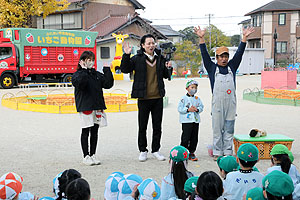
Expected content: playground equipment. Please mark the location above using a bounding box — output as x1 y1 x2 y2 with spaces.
1 87 169 113
243 87 300 107
111 32 129 80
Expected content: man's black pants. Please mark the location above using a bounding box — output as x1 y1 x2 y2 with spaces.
138 98 163 153
180 123 199 153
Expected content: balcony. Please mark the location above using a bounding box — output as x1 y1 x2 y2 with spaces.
296 22 300 38
247 26 261 40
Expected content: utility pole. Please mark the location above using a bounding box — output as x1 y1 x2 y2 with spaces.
206 14 214 50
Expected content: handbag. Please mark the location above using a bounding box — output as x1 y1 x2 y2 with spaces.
96 110 107 127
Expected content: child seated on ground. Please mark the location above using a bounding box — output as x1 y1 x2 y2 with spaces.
267 144 300 187
0 179 23 200
196 171 225 200
178 80 204 161
262 170 294 200
223 143 264 200
217 156 239 179
65 178 91 200
244 187 265 200
123 178 161 200
184 176 199 200
117 174 143 199
0 172 36 200
104 172 124 200
161 145 194 200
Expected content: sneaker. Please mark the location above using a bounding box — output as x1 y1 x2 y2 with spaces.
91 154 101 165
188 153 198 161
213 155 220 161
82 155 94 166
139 151 148 162
152 151 166 161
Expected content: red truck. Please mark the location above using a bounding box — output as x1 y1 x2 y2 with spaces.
0 28 98 88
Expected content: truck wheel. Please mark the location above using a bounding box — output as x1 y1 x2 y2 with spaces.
63 74 72 83
1 74 15 89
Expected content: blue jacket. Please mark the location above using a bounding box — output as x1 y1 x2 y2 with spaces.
178 94 204 123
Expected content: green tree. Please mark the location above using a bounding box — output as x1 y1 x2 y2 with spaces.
179 26 198 44
230 34 240 47
174 40 202 75
0 0 70 28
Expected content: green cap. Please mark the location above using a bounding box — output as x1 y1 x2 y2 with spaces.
263 170 294 197
170 146 189 162
217 156 239 173
184 176 199 193
270 144 294 162
246 187 266 200
186 80 198 88
237 143 259 162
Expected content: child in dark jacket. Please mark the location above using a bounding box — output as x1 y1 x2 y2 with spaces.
72 51 114 166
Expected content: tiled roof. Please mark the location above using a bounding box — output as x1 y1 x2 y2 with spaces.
67 0 144 9
152 25 184 37
89 15 129 37
245 0 300 16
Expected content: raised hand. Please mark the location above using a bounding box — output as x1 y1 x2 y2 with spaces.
123 42 132 54
79 60 87 69
243 26 255 37
194 26 206 38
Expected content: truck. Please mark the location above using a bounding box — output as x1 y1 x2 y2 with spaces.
0 28 98 89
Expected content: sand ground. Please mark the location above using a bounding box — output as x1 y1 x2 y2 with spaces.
0 75 299 199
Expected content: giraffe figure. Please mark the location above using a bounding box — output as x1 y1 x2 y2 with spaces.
111 32 129 80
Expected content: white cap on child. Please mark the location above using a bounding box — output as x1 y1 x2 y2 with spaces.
104 172 124 200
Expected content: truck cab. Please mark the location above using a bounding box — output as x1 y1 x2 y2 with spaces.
0 38 18 89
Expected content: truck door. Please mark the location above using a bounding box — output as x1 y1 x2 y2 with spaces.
0 44 17 88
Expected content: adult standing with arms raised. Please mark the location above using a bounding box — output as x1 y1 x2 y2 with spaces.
121 34 172 162
194 26 254 160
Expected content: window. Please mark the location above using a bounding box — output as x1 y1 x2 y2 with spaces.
252 15 262 27
276 42 287 53
0 47 12 60
42 12 82 30
278 13 286 25
101 47 110 59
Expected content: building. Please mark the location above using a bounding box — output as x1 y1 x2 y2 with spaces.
244 0 300 64
36 0 166 67
152 25 184 43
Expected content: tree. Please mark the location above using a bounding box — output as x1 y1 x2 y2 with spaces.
174 40 202 75
230 34 240 47
0 0 70 28
179 26 198 44
203 24 231 55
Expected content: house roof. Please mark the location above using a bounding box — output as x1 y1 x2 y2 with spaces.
88 13 167 40
245 0 300 16
238 19 251 25
96 33 141 44
152 25 184 37
67 0 144 9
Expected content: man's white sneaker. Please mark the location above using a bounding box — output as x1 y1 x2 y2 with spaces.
91 154 101 165
82 155 94 166
152 151 166 161
139 151 148 162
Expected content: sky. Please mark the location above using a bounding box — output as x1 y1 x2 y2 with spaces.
136 0 272 36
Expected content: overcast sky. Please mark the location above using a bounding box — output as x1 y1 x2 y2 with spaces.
136 0 272 36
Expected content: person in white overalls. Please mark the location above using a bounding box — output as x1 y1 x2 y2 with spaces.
194 25 255 160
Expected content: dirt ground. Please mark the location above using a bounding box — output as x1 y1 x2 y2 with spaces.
0 75 299 199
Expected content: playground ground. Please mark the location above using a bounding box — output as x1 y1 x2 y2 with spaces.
0 75 299 199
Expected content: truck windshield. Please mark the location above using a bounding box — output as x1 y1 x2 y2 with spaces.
0 47 12 60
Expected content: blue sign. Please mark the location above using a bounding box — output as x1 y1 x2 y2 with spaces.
41 48 48 56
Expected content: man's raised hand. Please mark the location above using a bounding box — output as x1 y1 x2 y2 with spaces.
123 42 132 54
194 26 206 38
243 26 255 38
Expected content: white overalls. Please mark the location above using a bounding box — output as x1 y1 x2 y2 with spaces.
212 67 236 156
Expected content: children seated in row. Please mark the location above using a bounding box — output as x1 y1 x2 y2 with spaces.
161 145 194 199
223 143 264 200
178 80 204 161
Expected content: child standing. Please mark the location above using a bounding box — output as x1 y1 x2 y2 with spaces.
223 143 264 200
178 80 204 161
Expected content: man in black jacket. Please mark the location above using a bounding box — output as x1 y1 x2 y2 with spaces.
121 34 172 162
